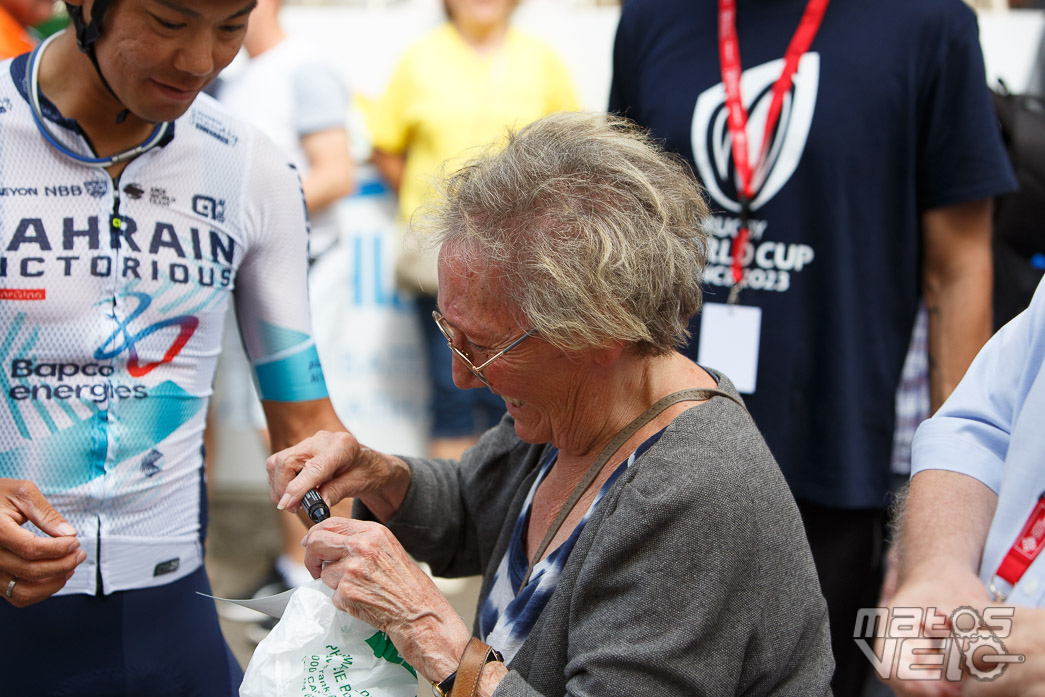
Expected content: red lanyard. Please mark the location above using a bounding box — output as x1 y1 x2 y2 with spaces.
718 0 830 301
991 493 1045 601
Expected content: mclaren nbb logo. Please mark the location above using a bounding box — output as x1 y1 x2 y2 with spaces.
691 53 820 213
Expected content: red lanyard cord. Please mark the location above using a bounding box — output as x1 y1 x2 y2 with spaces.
991 493 1045 601
718 0 831 299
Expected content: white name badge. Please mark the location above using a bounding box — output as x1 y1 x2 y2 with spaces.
697 303 762 394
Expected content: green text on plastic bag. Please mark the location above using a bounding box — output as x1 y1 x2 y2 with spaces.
365 632 417 678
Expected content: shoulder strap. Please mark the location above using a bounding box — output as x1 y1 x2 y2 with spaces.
519 387 743 588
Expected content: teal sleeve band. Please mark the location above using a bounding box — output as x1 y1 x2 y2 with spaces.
253 343 329 402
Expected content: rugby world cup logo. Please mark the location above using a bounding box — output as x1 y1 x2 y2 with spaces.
691 53 820 213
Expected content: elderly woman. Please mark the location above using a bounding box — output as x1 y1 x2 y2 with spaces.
269 112 833 696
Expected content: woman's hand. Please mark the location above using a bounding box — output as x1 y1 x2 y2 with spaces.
267 431 411 521
303 517 472 685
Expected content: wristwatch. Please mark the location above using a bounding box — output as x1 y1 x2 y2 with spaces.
432 641 504 697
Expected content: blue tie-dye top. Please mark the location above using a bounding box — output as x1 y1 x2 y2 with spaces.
478 428 667 662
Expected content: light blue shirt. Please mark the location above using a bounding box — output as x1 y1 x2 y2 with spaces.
912 277 1045 607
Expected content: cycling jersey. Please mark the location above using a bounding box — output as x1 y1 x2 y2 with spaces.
0 53 328 595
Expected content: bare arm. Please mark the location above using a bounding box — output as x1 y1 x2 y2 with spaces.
300 127 355 215
896 469 996 586
922 199 993 412
371 147 405 193
262 397 346 454
883 470 998 697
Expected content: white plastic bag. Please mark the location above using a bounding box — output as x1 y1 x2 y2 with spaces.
239 580 418 697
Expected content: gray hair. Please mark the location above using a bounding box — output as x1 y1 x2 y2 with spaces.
418 111 710 356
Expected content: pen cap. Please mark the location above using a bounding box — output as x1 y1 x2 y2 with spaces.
302 489 331 524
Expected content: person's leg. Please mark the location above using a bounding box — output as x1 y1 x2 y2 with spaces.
257 428 312 591
274 498 354 577
126 566 244 695
798 501 886 697
0 567 242 696
417 294 484 459
228 423 351 641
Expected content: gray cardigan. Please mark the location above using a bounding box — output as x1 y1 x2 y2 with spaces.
358 375 834 696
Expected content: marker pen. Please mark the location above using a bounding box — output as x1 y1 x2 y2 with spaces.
301 489 330 525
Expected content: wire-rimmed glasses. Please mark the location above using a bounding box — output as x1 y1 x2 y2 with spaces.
431 310 537 386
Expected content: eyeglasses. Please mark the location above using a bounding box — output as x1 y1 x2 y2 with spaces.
432 310 537 386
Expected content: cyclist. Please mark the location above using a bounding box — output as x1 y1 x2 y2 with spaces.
0 1 347 693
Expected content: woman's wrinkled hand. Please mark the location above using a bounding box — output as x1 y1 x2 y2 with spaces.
267 431 410 520
302 517 471 684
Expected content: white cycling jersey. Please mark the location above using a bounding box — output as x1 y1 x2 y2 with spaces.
0 53 327 595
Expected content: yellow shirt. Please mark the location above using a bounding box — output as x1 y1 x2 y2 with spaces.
364 23 579 222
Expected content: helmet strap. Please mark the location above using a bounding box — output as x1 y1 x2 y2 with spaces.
66 0 128 122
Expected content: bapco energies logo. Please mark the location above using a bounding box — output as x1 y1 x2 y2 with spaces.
94 292 199 377
855 606 1025 682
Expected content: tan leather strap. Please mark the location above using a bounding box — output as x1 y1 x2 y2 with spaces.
450 637 500 697
519 387 743 588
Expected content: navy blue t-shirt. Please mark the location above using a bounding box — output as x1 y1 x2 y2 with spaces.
610 0 1017 508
